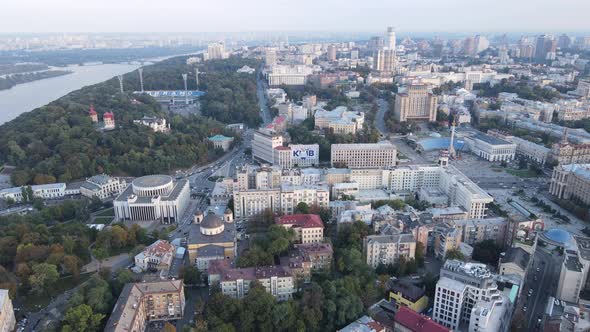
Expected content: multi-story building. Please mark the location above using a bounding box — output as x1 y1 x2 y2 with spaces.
433 225 462 259
465 133 516 162
267 64 314 86
293 243 333 270
363 233 416 268
252 128 283 163
374 48 396 73
0 290 15 332
450 218 508 246
555 99 590 121
550 163 590 205
280 184 330 215
113 175 190 224
393 306 450 332
488 130 550 165
208 260 295 301
233 188 282 221
104 280 185 332
498 247 530 280
314 106 365 134
433 260 518 331
394 84 438 122
574 79 590 98
0 183 66 202
80 174 127 200
550 142 590 165
134 240 176 273
389 281 429 313
273 144 319 169
276 214 324 244
205 42 227 60
103 112 116 130
557 249 585 303
331 142 397 168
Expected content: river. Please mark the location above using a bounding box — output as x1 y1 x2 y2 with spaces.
0 63 142 125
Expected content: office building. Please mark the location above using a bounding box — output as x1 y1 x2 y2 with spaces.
0 183 66 202
386 27 396 50
394 306 450 332
134 240 175 273
232 188 281 221
550 163 590 205
0 290 15 332
374 48 396 72
104 280 185 332
465 133 516 162
327 44 337 61
252 128 283 163
557 249 585 303
389 281 429 313
80 174 127 200
267 64 314 86
280 184 330 215
433 260 518 331
208 260 295 301
331 142 397 168
113 175 190 224
394 84 438 122
273 144 319 169
276 214 324 244
363 233 416 268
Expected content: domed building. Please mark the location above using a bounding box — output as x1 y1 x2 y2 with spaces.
113 175 190 224
539 228 576 248
187 209 237 271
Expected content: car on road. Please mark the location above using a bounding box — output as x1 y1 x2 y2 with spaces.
523 306 527 312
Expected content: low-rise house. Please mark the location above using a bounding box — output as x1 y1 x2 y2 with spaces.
208 135 234 152
388 281 428 313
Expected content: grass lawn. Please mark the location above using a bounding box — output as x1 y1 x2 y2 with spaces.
22 272 93 312
95 208 114 217
506 168 538 178
93 216 113 224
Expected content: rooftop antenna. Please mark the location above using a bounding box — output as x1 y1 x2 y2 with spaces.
182 74 188 105
117 75 124 93
138 68 144 93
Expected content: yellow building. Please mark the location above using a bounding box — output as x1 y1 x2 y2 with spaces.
388 281 429 313
187 210 237 271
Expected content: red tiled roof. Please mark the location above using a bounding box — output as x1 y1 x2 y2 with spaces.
367 321 385 332
89 105 97 115
276 214 324 229
394 307 450 332
103 111 114 119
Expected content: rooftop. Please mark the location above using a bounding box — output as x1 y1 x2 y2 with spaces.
394 306 450 332
389 281 426 302
132 175 173 188
501 247 530 270
474 132 513 146
276 214 324 229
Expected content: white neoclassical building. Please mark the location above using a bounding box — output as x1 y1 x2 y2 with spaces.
113 175 189 224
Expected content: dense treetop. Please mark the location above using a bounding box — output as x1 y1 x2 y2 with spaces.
0 56 260 185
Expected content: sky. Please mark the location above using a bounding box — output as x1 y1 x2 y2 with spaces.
1 0 589 34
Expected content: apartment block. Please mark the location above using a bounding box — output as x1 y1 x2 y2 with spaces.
331 142 397 168
363 233 417 268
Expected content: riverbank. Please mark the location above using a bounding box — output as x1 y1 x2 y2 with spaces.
0 70 72 91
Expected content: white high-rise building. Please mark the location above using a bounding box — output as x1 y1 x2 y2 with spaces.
386 27 396 50
433 260 518 332
252 129 284 164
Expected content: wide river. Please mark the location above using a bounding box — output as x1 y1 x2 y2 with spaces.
0 63 143 125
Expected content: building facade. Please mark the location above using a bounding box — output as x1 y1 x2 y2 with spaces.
394 84 438 122
363 233 416 268
331 142 397 168
252 129 284 163
188 210 237 271
276 214 324 244
134 240 176 273
0 290 15 332
550 163 590 205
113 175 190 224
104 280 185 332
80 174 127 200
465 133 516 162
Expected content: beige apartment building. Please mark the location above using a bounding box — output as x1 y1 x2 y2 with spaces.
280 184 330 215
550 163 590 205
104 280 185 332
276 214 324 244
550 142 590 165
363 233 416 268
394 84 438 122
331 142 397 168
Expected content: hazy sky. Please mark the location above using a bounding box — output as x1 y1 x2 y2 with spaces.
2 0 589 33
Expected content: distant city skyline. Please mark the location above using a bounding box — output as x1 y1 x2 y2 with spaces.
1 0 589 34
